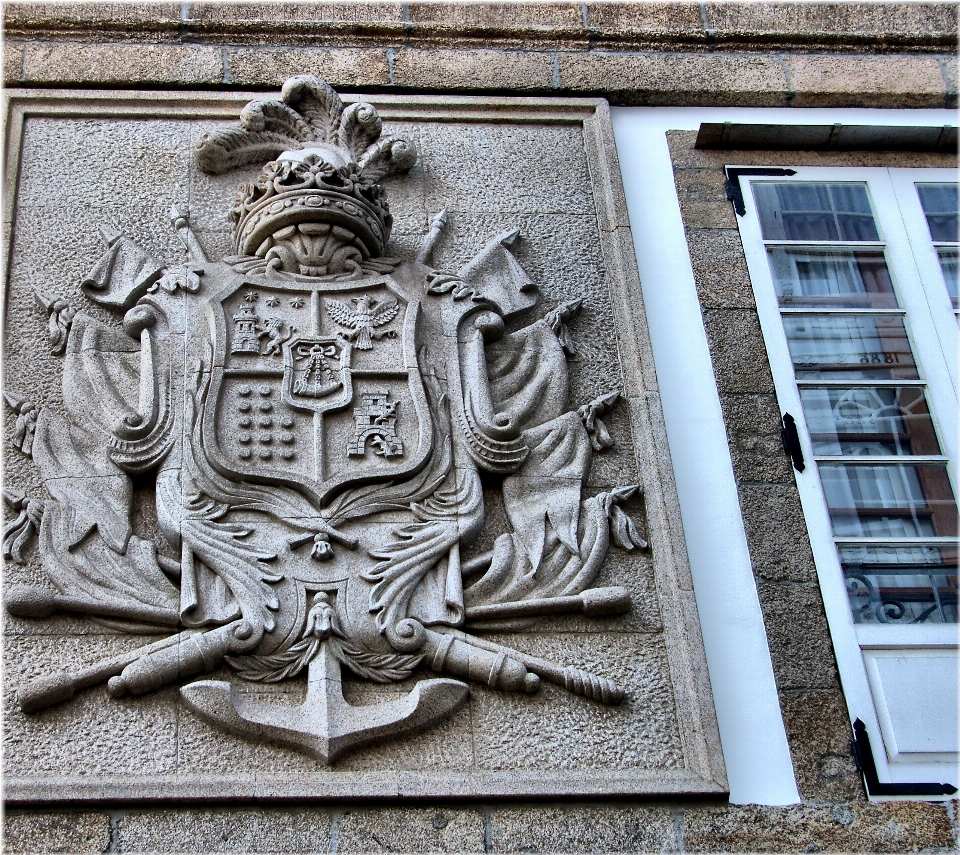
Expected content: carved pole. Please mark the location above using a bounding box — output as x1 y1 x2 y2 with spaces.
107 619 261 698
18 629 199 713
388 618 540 694
435 627 626 706
5 583 179 627
416 209 448 265
169 205 208 262
464 586 632 623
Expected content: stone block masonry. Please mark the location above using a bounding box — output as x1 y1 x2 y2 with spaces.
4 3 957 108
3 802 958 852
3 3 960 853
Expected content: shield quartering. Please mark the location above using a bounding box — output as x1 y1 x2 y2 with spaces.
203 270 430 503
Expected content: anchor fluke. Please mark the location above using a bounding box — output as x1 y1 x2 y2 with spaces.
179 643 469 763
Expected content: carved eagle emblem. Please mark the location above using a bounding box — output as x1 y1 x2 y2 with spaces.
324 295 399 350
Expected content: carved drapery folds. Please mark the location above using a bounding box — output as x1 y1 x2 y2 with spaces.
6 76 649 763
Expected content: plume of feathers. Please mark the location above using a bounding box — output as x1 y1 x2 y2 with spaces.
196 74 416 181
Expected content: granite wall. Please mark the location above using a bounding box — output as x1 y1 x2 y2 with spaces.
3 2 959 852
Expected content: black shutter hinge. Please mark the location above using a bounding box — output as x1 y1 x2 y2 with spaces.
780 412 805 473
852 718 957 797
724 167 797 216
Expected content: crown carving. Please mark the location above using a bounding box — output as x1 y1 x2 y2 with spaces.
195 75 416 275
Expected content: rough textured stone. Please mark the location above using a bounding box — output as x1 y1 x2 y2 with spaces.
587 2 706 37
702 309 776 394
703 2 960 44
558 52 790 106
941 54 958 101
780 689 862 801
22 42 222 85
4 41 24 84
720 393 795 485
673 168 729 207
227 47 389 87
392 48 555 90
4 91 720 803
470 633 684 773
738 484 818 582
676 198 738 230
419 122 596 216
3 811 112 854
788 54 948 108
4 2 181 40
683 801 956 853
756 583 839 691
117 808 332 852
189 2 404 25
337 807 485 853
685 228 757 309
489 804 679 852
3 635 179 777
406 3 583 31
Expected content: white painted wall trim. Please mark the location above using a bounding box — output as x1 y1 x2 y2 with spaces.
610 106 956 805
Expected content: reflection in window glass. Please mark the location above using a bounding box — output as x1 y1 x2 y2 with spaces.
782 315 918 380
767 248 897 308
917 183 959 242
842 543 958 624
936 247 958 308
820 463 958 538
800 386 941 457
754 182 880 242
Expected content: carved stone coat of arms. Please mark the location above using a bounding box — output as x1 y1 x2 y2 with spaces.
5 77 661 764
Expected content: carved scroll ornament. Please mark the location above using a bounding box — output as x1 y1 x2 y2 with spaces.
6 76 647 762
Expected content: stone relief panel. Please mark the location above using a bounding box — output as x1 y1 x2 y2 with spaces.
3 80 725 800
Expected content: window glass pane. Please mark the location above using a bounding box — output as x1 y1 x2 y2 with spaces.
800 386 942 456
917 183 959 243
782 315 918 380
820 463 958 538
754 182 879 242
936 247 958 309
768 248 898 308
842 543 958 624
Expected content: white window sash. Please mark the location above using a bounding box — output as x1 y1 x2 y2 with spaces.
737 166 959 790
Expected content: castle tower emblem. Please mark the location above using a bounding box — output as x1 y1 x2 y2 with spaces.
348 391 403 458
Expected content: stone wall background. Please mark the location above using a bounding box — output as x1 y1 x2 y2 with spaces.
3 2 957 109
3 2 960 852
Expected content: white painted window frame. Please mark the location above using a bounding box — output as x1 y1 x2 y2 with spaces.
736 166 959 792
611 105 956 805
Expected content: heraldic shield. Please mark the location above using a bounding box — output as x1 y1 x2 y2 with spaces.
5 76 649 763
204 272 432 505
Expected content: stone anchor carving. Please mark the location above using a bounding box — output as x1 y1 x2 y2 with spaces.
6 76 648 762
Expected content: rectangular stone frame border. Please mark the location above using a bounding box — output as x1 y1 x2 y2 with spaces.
2 88 726 804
